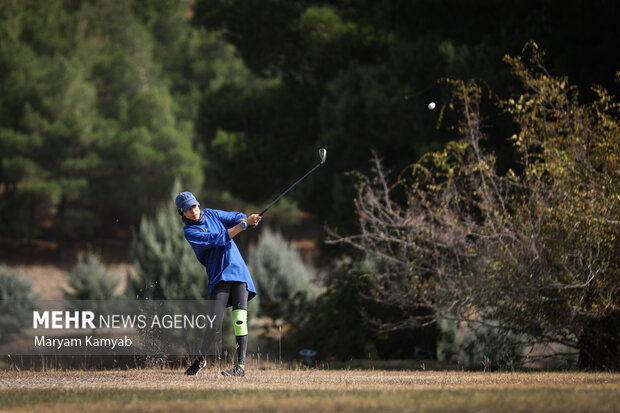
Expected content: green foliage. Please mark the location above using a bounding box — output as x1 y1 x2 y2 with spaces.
248 228 318 318
64 252 119 300
0 265 38 342
128 190 207 300
0 0 207 240
197 81 314 204
192 0 306 77
315 64 423 226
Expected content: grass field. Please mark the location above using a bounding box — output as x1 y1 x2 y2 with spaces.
1 368 619 412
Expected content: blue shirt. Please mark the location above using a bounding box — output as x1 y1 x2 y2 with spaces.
183 208 256 304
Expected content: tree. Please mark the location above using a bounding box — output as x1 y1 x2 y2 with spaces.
64 252 120 300
495 44 619 369
248 228 317 319
0 0 203 246
329 43 619 369
0 265 38 343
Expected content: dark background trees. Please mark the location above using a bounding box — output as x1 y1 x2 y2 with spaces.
192 0 619 228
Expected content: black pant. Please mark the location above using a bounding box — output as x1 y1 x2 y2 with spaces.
212 281 249 311
212 281 248 365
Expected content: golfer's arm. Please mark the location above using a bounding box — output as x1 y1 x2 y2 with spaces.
228 223 245 239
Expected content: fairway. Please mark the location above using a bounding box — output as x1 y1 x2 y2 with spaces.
1 369 618 412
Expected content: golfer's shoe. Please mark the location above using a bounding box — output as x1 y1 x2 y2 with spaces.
184 356 206 375
221 364 245 377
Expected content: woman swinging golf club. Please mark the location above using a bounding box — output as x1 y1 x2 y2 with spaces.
176 191 261 377
178 148 326 377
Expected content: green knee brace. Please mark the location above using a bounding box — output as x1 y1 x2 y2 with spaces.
232 309 248 336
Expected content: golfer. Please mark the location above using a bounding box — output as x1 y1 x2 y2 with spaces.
176 191 261 377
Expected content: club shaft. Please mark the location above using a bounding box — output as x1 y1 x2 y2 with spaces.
259 162 322 216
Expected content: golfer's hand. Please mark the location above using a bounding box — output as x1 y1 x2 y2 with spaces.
246 214 262 226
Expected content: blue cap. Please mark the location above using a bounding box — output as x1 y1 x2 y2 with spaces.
175 192 200 212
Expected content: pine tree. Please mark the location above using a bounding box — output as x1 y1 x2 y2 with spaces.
0 265 37 342
64 252 119 300
248 228 318 318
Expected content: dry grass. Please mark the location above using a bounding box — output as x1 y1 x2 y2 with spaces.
1 369 618 412
1 369 619 391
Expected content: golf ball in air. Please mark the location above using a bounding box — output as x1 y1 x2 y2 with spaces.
428 102 436 110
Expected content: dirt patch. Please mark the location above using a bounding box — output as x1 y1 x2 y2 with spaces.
5 263 132 300
1 236 134 299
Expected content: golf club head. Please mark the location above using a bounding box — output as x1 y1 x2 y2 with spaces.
319 148 327 164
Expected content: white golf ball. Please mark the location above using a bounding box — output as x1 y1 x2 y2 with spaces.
428 102 436 110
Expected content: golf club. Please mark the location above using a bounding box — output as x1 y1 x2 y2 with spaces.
258 148 327 217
